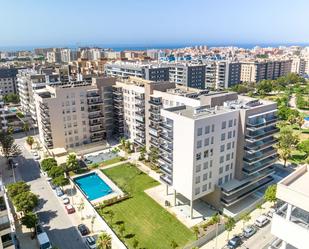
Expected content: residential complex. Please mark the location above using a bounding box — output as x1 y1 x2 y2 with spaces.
0 92 8 132
109 77 278 216
0 68 18 95
271 164 309 249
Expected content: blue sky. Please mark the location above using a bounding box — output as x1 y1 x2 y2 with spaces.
0 0 308 47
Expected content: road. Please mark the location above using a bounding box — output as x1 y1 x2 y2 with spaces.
13 136 87 249
242 223 273 249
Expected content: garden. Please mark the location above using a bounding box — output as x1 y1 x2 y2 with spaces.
97 163 195 249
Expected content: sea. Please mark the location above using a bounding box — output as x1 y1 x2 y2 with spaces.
1 42 309 52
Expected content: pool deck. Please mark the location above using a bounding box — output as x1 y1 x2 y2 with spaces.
71 169 124 205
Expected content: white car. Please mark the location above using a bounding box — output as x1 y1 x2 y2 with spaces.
34 154 41 160
85 236 97 249
255 215 270 227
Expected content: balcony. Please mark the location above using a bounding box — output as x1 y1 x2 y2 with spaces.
134 138 145 147
161 165 172 175
87 100 103 106
243 155 277 175
150 139 159 147
135 110 145 117
149 107 160 114
135 95 144 101
161 133 173 143
247 115 278 129
136 132 145 139
243 147 277 163
135 102 145 108
89 113 103 119
159 155 173 164
149 115 161 122
245 138 278 153
159 122 173 131
90 127 105 133
136 124 145 132
160 174 172 185
88 107 101 113
245 126 279 142
159 144 173 154
149 100 162 106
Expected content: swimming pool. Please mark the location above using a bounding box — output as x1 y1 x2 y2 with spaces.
305 117 309 121
74 172 113 201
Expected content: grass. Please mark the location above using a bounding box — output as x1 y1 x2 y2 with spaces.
289 150 307 164
101 156 124 166
99 163 195 249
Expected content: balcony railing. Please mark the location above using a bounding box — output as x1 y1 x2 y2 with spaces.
245 127 279 141
149 100 162 106
245 138 278 153
243 156 277 175
243 147 277 163
160 174 172 185
159 122 173 131
247 116 278 128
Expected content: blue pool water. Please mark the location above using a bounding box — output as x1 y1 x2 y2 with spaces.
305 117 309 121
74 173 113 201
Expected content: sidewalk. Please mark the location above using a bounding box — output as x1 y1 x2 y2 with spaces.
201 202 273 249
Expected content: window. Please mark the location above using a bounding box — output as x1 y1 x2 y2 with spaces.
204 150 209 158
225 175 229 183
211 124 215 132
209 172 212 178
197 128 203 136
195 176 200 184
196 153 201 161
226 154 230 161
234 118 237 126
210 149 213 156
208 182 212 189
225 164 230 171
219 167 223 174
231 162 233 169
220 145 225 152
203 173 208 181
229 119 233 127
231 152 234 159
196 164 201 172
222 121 226 129
218 178 223 185
220 156 224 163
233 130 236 137
197 140 202 149
202 184 207 191
230 173 233 180
232 141 235 148
203 162 208 169
195 187 200 195
210 160 213 167
221 133 226 141
228 131 232 139
204 138 209 146
227 142 231 150
205 126 210 134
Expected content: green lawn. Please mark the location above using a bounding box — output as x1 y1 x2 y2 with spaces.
101 156 124 166
99 163 194 249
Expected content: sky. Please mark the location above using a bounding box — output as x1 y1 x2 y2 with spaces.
0 0 309 48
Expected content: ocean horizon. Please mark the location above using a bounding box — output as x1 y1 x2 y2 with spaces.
1 42 309 52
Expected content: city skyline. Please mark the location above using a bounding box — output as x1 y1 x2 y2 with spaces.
0 0 309 48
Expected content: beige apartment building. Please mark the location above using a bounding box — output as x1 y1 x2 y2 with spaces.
34 78 115 150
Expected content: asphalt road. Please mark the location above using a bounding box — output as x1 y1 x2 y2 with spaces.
14 137 87 249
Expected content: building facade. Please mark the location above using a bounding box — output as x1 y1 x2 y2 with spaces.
0 68 18 95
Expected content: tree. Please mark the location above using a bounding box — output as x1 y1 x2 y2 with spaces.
240 212 251 230
148 146 159 164
26 136 35 149
77 198 85 219
192 226 199 239
264 185 277 204
0 132 21 158
225 216 236 240
125 140 131 152
52 175 69 187
3 93 20 104
65 153 79 172
211 213 220 249
139 146 146 161
132 239 139 249
257 203 264 215
47 166 64 178
119 137 126 149
257 80 273 95
41 158 58 172
21 212 38 234
170 240 178 249
277 127 299 166
7 181 30 199
296 116 305 130
96 232 112 249
298 140 309 156
13 192 38 213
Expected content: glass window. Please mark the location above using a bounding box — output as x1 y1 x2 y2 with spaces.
218 178 223 185
221 121 226 129
231 162 233 169
209 172 212 178
221 133 226 141
228 131 232 139
203 173 208 181
233 130 236 137
229 119 233 127
210 160 213 168
204 150 209 158
225 164 229 171
220 156 224 163
219 167 223 174
220 145 225 152
225 175 229 183
234 118 237 126
195 176 200 184
197 128 203 136
196 153 201 161
196 164 201 172
195 187 200 195
202 184 207 191
211 124 215 132
205 126 210 134
203 162 208 169
204 138 209 146
209 182 212 189
227 142 231 150
197 140 202 149
226 154 230 161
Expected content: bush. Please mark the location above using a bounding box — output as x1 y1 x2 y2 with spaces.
7 181 30 199
41 158 58 172
47 166 64 178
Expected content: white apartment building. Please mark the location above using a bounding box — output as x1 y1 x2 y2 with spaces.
17 69 61 121
0 92 8 132
160 105 239 216
33 78 114 149
270 164 309 249
0 69 18 95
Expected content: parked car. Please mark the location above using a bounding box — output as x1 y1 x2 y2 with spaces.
48 180 57 190
243 225 256 238
255 215 269 228
63 197 70 205
34 154 41 160
227 236 242 249
77 224 89 236
55 187 64 197
65 204 75 214
85 236 97 249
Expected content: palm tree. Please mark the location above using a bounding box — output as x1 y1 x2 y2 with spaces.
65 153 79 172
96 232 112 249
211 213 220 249
240 212 251 230
225 216 236 240
26 136 35 149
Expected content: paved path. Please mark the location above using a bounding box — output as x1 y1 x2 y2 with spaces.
13 137 87 249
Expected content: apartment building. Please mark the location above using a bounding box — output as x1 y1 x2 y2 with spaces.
105 61 169 82
0 188 16 249
46 50 61 63
291 57 307 76
17 69 61 121
34 78 114 149
270 165 309 249
159 96 277 216
0 68 18 95
60 49 78 63
241 60 292 83
0 92 8 132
